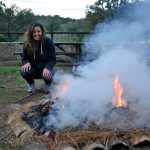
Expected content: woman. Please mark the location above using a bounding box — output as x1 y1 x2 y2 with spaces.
20 22 56 93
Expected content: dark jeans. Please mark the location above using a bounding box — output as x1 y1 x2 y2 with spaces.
20 67 53 85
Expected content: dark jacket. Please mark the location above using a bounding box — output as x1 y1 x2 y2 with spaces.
22 37 56 71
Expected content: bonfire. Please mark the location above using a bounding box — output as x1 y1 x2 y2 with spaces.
11 73 149 150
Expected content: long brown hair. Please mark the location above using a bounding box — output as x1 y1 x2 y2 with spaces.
24 22 45 55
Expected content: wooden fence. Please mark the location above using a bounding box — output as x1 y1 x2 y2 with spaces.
0 31 91 66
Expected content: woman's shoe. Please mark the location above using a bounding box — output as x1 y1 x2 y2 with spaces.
27 84 35 93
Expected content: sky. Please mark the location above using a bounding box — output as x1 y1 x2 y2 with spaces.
4 0 96 19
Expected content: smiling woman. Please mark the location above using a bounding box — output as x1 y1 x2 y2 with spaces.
20 22 57 93
5 0 96 19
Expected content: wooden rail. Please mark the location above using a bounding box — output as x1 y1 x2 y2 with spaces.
0 31 90 42
0 30 90 66
12 42 83 66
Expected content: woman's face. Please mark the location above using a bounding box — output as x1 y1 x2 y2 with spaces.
32 26 43 41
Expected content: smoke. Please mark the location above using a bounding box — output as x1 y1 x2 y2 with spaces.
46 1 150 130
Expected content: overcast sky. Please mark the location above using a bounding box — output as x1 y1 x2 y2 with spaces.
5 0 96 19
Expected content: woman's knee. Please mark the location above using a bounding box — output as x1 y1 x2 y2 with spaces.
42 76 52 84
20 69 33 78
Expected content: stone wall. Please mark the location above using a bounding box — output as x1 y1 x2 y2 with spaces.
0 43 23 60
0 43 81 65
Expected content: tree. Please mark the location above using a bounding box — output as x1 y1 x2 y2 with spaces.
0 0 91 42
0 0 7 31
85 0 108 30
14 8 35 31
85 0 143 30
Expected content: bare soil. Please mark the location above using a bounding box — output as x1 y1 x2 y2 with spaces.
0 60 150 150
0 60 50 150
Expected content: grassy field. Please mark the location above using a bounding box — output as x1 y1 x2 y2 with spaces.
0 66 26 103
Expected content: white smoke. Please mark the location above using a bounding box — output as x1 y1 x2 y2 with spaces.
46 1 150 129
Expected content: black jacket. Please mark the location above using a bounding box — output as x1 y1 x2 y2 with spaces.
22 37 56 71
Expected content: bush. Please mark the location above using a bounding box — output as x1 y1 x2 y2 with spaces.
0 34 8 42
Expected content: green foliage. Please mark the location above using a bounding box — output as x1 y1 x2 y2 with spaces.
0 66 20 74
0 1 91 42
53 34 84 42
0 66 26 87
0 1 7 31
14 8 35 31
16 76 26 84
85 0 143 30
0 34 8 42
0 0 144 41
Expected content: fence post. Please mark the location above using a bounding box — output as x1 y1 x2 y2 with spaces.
8 23 11 42
50 24 54 40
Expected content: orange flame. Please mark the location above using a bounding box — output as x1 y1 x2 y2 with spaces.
113 74 127 108
60 78 72 97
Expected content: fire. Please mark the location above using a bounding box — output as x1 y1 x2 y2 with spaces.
60 78 72 97
50 78 72 101
113 74 127 108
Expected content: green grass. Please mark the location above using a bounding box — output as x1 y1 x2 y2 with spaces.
0 66 26 86
0 66 27 103
16 76 26 84
0 66 20 74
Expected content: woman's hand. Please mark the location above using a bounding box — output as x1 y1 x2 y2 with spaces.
21 63 31 72
43 68 52 80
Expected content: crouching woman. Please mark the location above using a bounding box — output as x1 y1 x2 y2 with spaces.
20 22 56 93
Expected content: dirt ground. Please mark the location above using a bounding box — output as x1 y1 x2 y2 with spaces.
0 60 49 150
0 60 75 150
0 60 150 150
